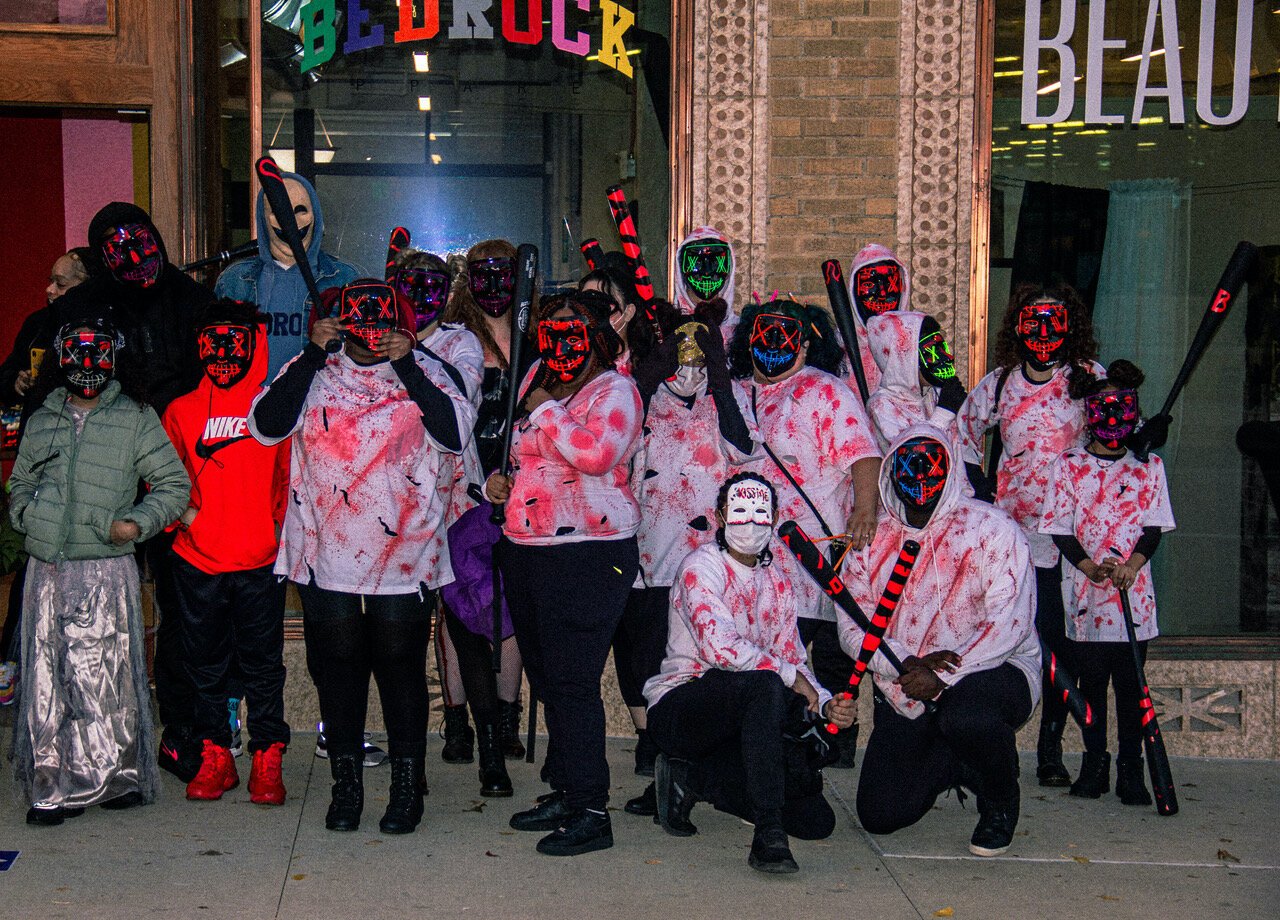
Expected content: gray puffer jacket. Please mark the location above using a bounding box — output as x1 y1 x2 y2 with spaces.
9 382 190 563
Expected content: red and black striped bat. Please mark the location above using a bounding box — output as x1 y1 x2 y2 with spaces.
823 540 920 733
385 226 411 279
822 259 870 403
1112 553 1178 816
604 185 658 324
580 238 606 272
1041 639 1094 730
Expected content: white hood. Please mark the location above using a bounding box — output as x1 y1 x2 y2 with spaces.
848 242 911 329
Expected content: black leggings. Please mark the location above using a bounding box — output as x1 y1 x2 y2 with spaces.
442 603 499 723
297 580 433 759
613 587 671 709
1072 638 1148 759
1036 563 1070 725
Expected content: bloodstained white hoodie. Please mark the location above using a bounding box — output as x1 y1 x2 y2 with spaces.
846 242 911 395
865 310 959 453
836 423 1041 719
674 225 738 335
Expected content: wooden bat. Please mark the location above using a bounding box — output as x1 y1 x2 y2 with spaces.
822 259 870 403
385 226 411 279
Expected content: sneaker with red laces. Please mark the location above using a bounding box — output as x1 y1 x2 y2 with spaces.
186 740 239 801
248 742 287 806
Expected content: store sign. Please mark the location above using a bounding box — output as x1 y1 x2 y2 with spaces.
1022 0 1257 126
299 0 638 78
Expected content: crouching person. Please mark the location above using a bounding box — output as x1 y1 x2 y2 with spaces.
643 473 855 874
841 424 1040 856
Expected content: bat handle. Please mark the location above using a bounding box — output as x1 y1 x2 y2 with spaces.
325 338 342 354
490 502 507 526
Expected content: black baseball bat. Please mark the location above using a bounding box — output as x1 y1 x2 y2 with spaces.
386 226 411 279
255 156 339 353
1039 637 1094 730
822 259 870 403
490 243 538 527
180 240 258 273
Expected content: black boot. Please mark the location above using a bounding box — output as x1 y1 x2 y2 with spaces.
748 823 798 874
1115 755 1152 806
510 789 574 831
477 719 513 797
536 808 614 856
380 755 426 834
829 722 859 769
624 782 657 817
634 729 657 778
440 705 474 764
655 752 697 837
969 789 1019 857
325 753 364 831
499 699 526 759
1069 751 1111 798
1036 720 1071 787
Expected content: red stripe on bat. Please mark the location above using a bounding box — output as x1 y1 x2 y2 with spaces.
1210 289 1231 313
823 261 843 286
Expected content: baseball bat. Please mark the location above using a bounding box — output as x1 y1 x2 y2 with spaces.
580 238 606 272
1111 550 1178 816
385 226 411 279
179 240 258 273
824 540 920 734
604 185 658 325
490 243 538 528
1040 638 1095 730
822 259 870 403
255 156 339 353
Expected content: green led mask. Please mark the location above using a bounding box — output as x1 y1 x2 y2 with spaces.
918 318 956 385
679 239 731 301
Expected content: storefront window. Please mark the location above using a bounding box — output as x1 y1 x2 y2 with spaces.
249 0 671 290
987 0 1280 636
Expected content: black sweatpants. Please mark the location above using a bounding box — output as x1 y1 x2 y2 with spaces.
170 554 289 751
648 668 835 838
856 664 1033 835
1035 563 1070 725
499 536 638 811
150 530 197 733
1072 638 1148 759
613 587 671 709
297 580 433 759
798 617 855 697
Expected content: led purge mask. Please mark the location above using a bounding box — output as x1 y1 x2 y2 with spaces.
101 223 163 288
679 239 731 301
1016 301 1069 370
1085 388 1139 450
537 315 592 383
723 479 774 557
469 257 516 317
749 312 804 379
338 282 399 350
891 437 949 512
853 261 902 322
918 328 957 385
60 331 116 398
199 324 254 388
394 267 451 330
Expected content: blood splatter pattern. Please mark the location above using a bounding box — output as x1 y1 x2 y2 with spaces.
865 311 959 452
1039 448 1175 642
733 365 880 620
957 361 1105 567
421 324 486 529
504 369 643 544
642 543 822 708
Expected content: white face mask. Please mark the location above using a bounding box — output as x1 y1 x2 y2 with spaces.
723 480 774 557
666 364 706 398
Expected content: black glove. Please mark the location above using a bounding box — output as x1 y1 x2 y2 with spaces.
693 296 729 330
695 322 731 393
965 461 994 504
632 333 680 402
1126 413 1171 461
935 378 967 414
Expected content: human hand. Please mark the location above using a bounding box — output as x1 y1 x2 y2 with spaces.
896 666 945 701
110 520 141 545
375 330 413 362
914 650 962 674
179 506 198 529
1108 560 1138 591
845 502 878 550
484 473 513 504
1080 558 1111 584
824 693 857 729
310 317 344 351
15 370 33 396
792 670 822 714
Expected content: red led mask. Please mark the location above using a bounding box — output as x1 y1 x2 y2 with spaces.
338 281 400 350
1085 388 1139 450
853 261 902 322
1016 301 1069 370
198 324 254 388
59 331 116 398
891 437 949 511
537 315 592 383
101 223 163 288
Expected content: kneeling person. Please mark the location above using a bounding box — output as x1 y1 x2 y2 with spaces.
841 425 1040 856
643 473 855 874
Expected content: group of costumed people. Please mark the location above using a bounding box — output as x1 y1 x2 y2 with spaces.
2 169 1175 876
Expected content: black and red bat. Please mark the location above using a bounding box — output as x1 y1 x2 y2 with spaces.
604 185 659 328
822 259 870 403
490 243 538 528
824 540 920 734
580 238 606 272
385 226 411 279
1130 240 1258 460
1040 639 1094 730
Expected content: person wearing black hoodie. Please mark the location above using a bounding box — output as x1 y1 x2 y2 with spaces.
51 201 215 783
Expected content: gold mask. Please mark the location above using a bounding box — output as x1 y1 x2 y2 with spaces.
676 321 708 367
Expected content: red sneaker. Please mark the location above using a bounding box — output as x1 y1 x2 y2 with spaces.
186 740 239 800
248 742 287 806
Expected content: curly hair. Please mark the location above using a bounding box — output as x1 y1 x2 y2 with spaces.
441 239 536 370
728 298 844 379
1071 357 1146 401
195 297 268 333
578 251 681 367
993 282 1098 385
713 471 778 565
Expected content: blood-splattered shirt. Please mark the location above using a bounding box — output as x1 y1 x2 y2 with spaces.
865 311 958 453
734 365 881 620
421 324 485 532
643 543 830 711
1039 448 1175 642
957 361 1104 568
838 423 1041 719
631 381 759 587
250 349 475 594
504 368 643 545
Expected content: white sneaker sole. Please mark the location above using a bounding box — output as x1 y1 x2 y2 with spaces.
968 841 1010 857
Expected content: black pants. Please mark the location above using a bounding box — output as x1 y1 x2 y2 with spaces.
648 668 835 838
1072 638 1147 759
500 536 637 811
613 587 671 709
297 580 433 759
1035 563 1070 725
170 554 289 751
150 530 197 733
442 602 499 723
798 618 854 697
0 558 25 661
856 664 1033 835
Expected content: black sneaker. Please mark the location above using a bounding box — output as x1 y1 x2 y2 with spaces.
624 782 657 817
655 753 697 837
510 789 573 832
158 728 201 784
969 801 1019 857
26 802 85 826
536 808 614 857
748 824 798 874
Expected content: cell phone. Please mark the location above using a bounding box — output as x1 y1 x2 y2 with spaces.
29 347 45 379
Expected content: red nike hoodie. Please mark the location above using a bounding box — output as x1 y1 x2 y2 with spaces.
162 321 289 573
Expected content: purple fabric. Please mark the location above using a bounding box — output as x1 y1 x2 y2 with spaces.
441 502 512 641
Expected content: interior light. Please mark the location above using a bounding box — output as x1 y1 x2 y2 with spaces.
413 52 429 72
418 96 432 111
1037 76 1083 95
1121 46 1182 63
267 149 295 172
431 154 443 164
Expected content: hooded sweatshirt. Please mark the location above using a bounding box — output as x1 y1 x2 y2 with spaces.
846 243 912 396
865 311 958 452
214 172 364 380
837 423 1041 719
162 322 290 574
52 202 213 414
674 226 738 335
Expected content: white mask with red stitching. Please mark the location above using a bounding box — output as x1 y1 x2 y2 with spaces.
723 480 774 556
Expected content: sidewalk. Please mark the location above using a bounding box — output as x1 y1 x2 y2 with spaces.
1 735 1275 920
